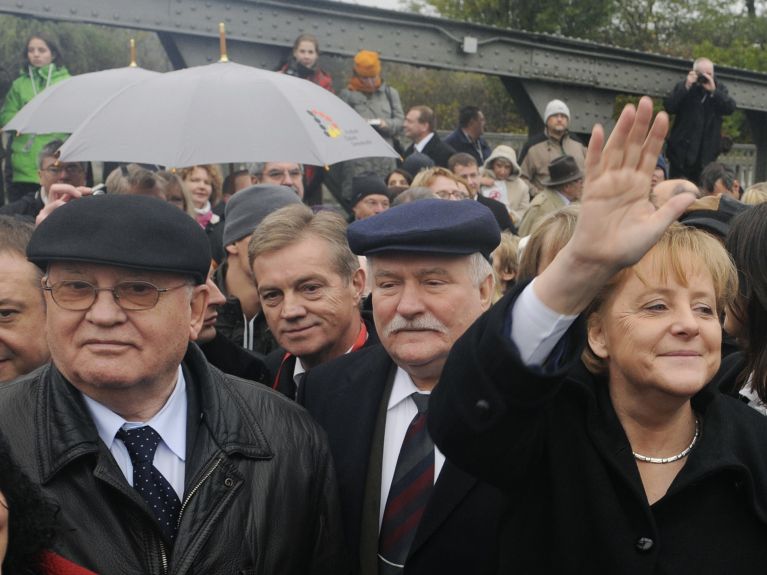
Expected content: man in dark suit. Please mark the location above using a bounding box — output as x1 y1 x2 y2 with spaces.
299 199 510 575
402 106 455 168
443 105 492 165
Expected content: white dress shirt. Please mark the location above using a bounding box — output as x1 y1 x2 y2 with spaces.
379 367 446 528
82 366 188 498
414 132 435 153
511 279 578 366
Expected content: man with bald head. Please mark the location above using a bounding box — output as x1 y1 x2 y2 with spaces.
664 57 736 183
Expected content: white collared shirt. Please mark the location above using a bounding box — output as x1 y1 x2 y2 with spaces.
510 279 578 366
83 366 188 498
379 367 446 528
555 191 573 205
414 132 435 153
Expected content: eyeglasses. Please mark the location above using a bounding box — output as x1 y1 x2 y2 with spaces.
265 169 302 180
42 164 84 176
42 280 189 311
435 190 470 200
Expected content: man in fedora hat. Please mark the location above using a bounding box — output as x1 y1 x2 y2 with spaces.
518 154 583 236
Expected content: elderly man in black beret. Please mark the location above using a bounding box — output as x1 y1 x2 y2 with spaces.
0 195 346 574
298 199 510 575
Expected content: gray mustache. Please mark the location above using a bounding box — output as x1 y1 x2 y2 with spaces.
382 314 448 337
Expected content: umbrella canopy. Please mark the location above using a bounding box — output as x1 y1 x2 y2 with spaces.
3 66 160 134
58 61 398 168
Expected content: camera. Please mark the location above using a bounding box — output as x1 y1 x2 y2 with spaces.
696 74 709 85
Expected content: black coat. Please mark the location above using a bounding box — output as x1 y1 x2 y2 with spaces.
430 288 767 574
298 344 509 575
265 314 379 400
476 194 515 233
403 133 455 168
443 128 492 165
664 79 736 180
0 344 348 575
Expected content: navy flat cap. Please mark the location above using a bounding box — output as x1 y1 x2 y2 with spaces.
28 194 211 284
347 198 501 258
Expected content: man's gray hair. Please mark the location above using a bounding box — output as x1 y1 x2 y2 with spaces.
247 162 304 178
467 252 494 288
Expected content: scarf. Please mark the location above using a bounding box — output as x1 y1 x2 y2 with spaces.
195 201 213 229
347 74 382 93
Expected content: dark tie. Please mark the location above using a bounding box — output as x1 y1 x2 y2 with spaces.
117 426 182 541
378 393 434 573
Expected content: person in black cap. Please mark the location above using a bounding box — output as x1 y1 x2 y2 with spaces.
517 154 584 236
298 199 509 575
0 194 346 574
350 174 391 221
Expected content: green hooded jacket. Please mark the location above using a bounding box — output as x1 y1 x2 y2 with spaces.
0 63 70 184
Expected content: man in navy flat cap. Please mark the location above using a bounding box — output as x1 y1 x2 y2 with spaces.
298 199 510 575
0 194 346 575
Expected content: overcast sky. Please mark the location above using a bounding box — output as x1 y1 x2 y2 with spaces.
340 0 404 11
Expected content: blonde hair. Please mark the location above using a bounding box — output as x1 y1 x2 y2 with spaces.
518 205 579 280
742 182 767 206
411 167 469 192
492 232 520 301
582 223 738 374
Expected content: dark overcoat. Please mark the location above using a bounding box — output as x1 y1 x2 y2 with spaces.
403 133 455 168
298 344 510 575
430 288 767 574
0 343 348 575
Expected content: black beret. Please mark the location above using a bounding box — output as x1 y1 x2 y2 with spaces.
28 194 211 284
347 198 500 258
351 175 390 207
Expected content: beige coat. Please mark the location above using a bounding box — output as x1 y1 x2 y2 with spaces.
520 133 587 195
517 188 567 236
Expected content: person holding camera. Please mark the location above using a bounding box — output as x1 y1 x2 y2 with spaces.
664 57 736 184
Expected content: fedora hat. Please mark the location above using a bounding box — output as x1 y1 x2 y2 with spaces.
542 155 583 187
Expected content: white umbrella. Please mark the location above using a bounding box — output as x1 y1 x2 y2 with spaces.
3 66 160 134
58 61 398 168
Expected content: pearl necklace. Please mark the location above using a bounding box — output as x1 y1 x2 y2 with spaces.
632 418 700 464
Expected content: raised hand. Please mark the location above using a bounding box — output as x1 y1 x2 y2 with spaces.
533 97 696 315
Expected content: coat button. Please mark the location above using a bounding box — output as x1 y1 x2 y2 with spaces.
635 537 654 552
474 399 491 415
224 477 234 487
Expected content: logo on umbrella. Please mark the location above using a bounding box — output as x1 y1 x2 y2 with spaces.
307 108 342 139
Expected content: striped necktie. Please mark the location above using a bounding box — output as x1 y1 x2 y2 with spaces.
378 392 433 573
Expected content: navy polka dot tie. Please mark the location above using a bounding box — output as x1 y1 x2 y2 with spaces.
117 426 182 541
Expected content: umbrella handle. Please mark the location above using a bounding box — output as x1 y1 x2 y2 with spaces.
129 39 137 68
219 23 229 63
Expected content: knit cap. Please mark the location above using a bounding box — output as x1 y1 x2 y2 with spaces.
354 50 381 78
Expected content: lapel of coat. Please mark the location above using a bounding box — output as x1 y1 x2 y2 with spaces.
408 460 478 558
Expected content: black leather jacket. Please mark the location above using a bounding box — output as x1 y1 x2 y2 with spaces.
0 344 348 575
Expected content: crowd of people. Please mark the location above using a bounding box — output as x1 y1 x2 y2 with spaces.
0 32 767 575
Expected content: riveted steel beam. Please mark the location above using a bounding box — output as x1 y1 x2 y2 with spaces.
3 0 767 176
2 0 767 111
